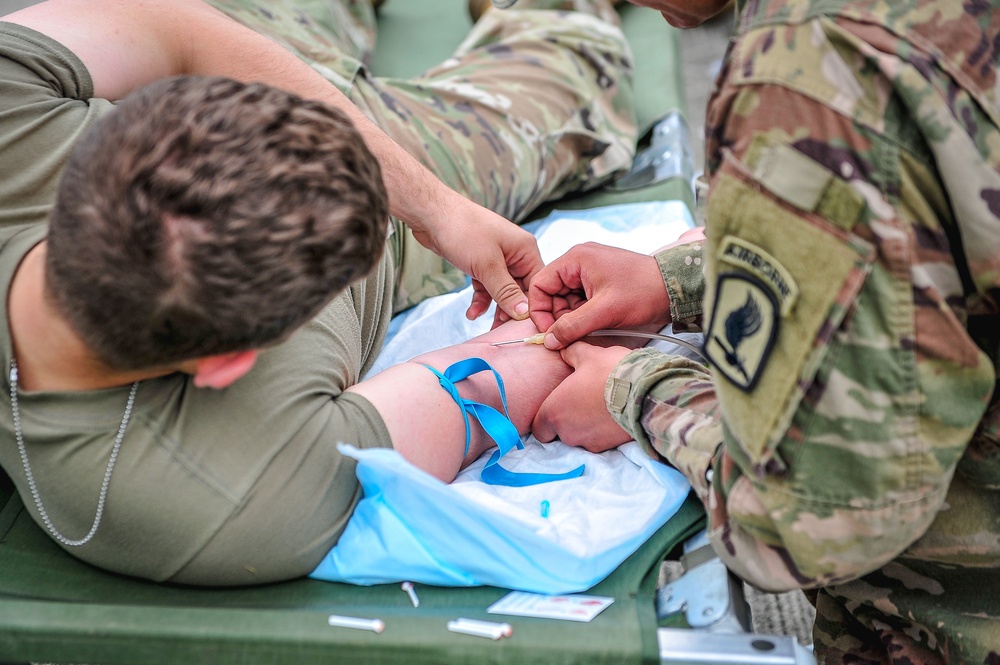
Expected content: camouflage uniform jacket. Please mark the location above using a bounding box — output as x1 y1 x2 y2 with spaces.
607 1 1000 661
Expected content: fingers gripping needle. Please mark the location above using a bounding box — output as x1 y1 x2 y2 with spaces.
490 329 707 360
490 333 546 346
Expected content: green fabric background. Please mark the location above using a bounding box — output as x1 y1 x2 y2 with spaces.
0 473 703 664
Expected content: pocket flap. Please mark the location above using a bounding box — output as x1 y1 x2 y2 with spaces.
704 149 874 474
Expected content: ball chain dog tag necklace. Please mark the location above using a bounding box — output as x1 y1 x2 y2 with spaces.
8 357 139 547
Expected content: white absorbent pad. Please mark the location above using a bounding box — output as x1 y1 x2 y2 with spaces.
310 440 691 594
311 201 698 593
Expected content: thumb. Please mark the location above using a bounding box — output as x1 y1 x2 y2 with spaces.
558 341 593 369
482 269 530 321
544 304 602 349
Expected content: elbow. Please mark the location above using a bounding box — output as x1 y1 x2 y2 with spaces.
707 479 946 593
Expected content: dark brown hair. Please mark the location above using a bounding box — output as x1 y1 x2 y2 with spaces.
46 75 388 370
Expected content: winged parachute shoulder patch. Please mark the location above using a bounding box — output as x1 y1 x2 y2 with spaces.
703 272 779 391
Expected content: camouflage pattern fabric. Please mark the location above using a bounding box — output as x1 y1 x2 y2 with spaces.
606 1 1000 662
204 0 637 311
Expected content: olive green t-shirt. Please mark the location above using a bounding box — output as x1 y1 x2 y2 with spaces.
0 23 396 586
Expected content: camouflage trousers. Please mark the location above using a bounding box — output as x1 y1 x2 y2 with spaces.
204 0 637 310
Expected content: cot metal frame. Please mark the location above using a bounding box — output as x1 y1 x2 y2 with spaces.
657 532 816 665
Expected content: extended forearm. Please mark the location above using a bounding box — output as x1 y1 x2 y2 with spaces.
5 0 460 236
347 320 571 481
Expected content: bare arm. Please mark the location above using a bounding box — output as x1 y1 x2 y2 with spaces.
2 0 542 320
345 319 572 482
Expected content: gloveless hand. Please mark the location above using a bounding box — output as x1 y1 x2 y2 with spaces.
532 342 633 452
410 195 543 324
528 243 672 349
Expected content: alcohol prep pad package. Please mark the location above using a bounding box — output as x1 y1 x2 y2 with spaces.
310 440 691 594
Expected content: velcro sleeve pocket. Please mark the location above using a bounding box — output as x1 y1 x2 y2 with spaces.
704 144 875 475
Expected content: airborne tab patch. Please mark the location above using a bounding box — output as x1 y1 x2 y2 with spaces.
718 236 798 316
704 272 779 392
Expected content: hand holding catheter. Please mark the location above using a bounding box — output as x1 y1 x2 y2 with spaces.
491 329 706 360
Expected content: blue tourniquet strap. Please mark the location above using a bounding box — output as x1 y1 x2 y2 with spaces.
422 358 585 487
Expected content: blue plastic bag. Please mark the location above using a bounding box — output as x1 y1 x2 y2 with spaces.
311 440 691 594
313 201 698 593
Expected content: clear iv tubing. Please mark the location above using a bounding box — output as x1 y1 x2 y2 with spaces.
496 329 707 361
588 329 706 360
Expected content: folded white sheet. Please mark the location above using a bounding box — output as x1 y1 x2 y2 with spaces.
313 201 701 592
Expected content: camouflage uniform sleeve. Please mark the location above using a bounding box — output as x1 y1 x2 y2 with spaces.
611 13 998 596
654 241 706 332
606 348 721 500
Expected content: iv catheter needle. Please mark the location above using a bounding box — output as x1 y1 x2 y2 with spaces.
490 333 546 346
490 329 706 360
